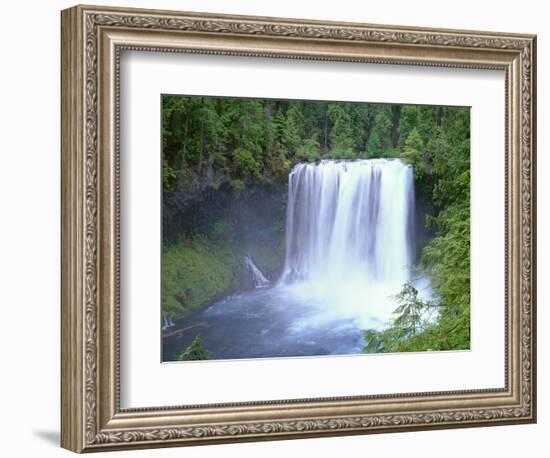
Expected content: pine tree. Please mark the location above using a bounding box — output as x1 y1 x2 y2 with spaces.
327 103 355 154
176 336 211 361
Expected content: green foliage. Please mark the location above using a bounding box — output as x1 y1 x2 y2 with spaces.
210 221 235 241
212 152 228 171
162 158 177 192
232 147 262 180
176 336 211 361
327 103 355 152
162 97 410 184
229 179 245 196
227 99 266 159
366 107 393 154
296 138 321 162
281 102 304 154
391 282 432 336
419 200 470 351
162 237 240 320
422 109 470 351
362 282 439 353
397 106 417 148
361 106 471 353
401 128 425 180
162 96 454 186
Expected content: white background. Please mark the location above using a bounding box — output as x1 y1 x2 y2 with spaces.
0 0 547 457
121 53 505 407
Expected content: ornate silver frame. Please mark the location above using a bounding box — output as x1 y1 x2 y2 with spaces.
61 4 537 453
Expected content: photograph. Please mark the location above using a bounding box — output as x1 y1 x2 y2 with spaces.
160 95 471 361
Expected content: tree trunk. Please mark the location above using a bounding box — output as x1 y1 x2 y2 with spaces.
324 108 329 148
197 121 204 174
436 106 444 127
264 101 272 151
197 98 205 174
180 118 188 171
206 155 214 182
391 105 401 148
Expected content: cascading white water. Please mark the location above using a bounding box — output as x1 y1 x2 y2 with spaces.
280 159 415 327
162 316 175 331
244 255 271 288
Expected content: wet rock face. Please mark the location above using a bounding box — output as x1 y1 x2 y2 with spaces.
163 179 287 244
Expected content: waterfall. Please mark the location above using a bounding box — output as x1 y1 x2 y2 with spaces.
244 255 271 288
280 159 415 326
162 315 175 331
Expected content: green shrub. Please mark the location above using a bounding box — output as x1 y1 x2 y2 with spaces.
212 152 227 170
210 221 235 241
232 147 262 180
162 159 177 191
229 179 245 196
296 138 321 162
176 336 211 361
400 128 425 180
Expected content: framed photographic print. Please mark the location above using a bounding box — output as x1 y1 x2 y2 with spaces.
61 4 537 453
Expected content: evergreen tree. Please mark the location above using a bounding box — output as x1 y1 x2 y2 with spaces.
176 336 211 361
281 102 303 156
327 103 355 153
366 106 393 155
401 128 425 180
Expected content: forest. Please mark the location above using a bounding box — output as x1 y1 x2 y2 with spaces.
162 94 471 358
